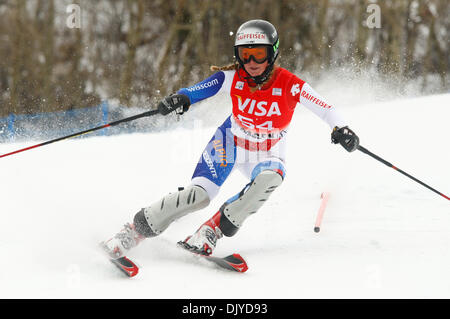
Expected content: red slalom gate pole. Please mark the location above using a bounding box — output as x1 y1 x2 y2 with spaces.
0 109 159 159
357 145 450 202
314 192 330 233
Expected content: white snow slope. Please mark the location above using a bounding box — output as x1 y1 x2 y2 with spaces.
0 93 449 299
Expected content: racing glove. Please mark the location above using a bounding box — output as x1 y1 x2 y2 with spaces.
331 126 360 152
158 93 191 116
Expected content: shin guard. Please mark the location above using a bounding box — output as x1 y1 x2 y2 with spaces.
213 169 284 237
134 185 210 237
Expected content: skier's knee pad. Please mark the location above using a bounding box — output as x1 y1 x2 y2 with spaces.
134 185 210 237
218 169 284 237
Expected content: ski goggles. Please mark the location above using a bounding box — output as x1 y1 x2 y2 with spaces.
237 46 269 64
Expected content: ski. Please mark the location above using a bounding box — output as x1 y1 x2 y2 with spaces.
110 256 139 277
177 241 248 273
101 242 247 277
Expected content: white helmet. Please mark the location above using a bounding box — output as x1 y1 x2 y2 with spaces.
234 19 279 83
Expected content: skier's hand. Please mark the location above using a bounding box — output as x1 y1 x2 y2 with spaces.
331 126 359 152
157 93 191 116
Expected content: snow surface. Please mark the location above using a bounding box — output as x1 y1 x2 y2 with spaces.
0 93 449 299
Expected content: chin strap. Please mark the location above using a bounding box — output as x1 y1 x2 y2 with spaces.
237 62 274 85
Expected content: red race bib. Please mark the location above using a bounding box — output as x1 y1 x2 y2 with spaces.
230 67 305 136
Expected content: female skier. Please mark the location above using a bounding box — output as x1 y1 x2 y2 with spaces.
102 19 359 259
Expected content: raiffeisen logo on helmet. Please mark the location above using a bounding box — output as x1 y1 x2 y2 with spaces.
237 32 267 41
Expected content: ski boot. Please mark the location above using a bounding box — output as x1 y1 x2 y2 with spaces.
179 215 223 256
100 223 145 259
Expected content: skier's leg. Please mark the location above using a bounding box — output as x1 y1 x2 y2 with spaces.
190 117 236 200
135 118 235 231
101 117 236 259
133 184 211 237
181 159 286 255
101 184 211 259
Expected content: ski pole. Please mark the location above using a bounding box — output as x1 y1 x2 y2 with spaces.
0 109 160 159
357 145 450 201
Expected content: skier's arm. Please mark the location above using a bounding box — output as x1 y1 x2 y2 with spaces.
299 83 347 129
300 83 359 152
158 71 234 116
177 71 233 104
